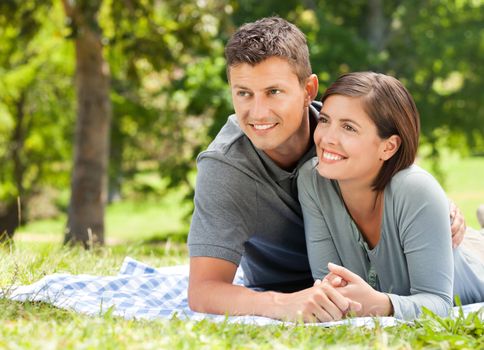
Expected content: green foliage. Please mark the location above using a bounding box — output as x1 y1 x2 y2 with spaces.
0 0 74 219
227 0 484 153
1 0 482 230
100 0 233 194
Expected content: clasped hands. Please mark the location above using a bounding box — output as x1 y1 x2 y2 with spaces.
293 262 392 323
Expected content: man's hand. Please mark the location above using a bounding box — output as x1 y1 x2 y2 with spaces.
449 201 466 248
324 263 393 317
188 257 361 323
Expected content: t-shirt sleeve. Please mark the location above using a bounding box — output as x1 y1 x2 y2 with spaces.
187 155 257 265
387 170 454 320
297 160 341 279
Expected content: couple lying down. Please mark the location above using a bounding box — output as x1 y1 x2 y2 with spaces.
187 17 484 322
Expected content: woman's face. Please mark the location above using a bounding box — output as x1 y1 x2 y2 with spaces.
314 95 392 187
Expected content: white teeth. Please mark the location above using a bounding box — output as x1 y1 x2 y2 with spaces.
323 152 344 161
253 124 275 130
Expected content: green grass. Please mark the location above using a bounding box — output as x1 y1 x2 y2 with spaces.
1 243 483 349
3 155 484 348
17 185 191 244
418 154 484 229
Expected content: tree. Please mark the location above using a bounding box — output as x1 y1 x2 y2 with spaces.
62 0 111 247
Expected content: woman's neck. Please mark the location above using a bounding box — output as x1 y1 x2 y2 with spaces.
339 181 384 249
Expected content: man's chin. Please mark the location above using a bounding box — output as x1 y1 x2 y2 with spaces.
247 136 279 151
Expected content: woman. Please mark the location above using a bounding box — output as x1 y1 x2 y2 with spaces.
297 72 484 320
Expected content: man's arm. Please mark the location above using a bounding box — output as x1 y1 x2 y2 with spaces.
188 256 361 322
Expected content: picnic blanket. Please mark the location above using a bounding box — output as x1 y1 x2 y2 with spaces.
4 257 483 327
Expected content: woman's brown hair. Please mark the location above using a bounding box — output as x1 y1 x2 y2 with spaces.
322 72 420 191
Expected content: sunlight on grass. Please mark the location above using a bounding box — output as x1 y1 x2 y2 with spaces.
17 186 191 244
418 155 484 229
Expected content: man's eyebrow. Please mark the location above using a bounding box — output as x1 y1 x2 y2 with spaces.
264 85 283 90
232 84 284 90
232 84 250 90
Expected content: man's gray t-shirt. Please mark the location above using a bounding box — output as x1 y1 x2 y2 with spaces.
188 103 320 292
298 160 484 320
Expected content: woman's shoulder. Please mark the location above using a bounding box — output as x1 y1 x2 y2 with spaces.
388 164 447 204
297 157 339 202
298 157 332 186
390 164 440 188
298 157 318 184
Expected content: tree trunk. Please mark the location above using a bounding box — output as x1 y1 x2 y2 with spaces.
0 201 20 242
0 91 27 242
63 1 111 247
366 0 387 52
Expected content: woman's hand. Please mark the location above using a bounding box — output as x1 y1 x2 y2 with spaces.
273 280 362 322
324 263 393 317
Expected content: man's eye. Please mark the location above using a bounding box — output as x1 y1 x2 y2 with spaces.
269 89 281 95
237 91 250 97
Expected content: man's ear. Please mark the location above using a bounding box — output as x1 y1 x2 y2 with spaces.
380 135 401 161
304 74 319 106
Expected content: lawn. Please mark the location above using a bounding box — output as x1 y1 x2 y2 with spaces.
418 153 484 230
2 154 484 349
1 243 483 349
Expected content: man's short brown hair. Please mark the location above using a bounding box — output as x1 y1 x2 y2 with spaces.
225 17 312 85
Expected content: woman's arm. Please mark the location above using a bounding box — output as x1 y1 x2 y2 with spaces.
327 169 455 320
297 162 342 279
388 170 454 319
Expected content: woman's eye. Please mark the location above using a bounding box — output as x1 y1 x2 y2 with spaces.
343 124 357 132
318 115 329 123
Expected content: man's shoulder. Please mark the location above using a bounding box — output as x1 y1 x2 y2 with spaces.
200 114 247 158
197 114 262 179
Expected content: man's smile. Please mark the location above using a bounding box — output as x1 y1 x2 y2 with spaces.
250 123 278 131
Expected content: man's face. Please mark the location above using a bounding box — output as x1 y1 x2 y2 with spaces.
229 57 313 162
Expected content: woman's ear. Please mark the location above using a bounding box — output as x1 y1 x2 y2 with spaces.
304 74 319 107
380 135 401 161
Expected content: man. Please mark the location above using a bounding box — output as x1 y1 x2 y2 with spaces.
187 17 466 322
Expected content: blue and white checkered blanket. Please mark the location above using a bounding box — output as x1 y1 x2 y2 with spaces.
4 257 483 327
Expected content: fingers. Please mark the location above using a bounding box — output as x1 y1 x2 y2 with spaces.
347 299 362 315
327 262 362 283
312 280 359 321
451 225 465 248
450 206 466 248
449 201 457 222
323 272 347 287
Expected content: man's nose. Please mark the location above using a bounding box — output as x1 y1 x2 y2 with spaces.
250 95 270 120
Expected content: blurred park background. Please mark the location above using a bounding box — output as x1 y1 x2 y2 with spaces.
1 0 483 247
